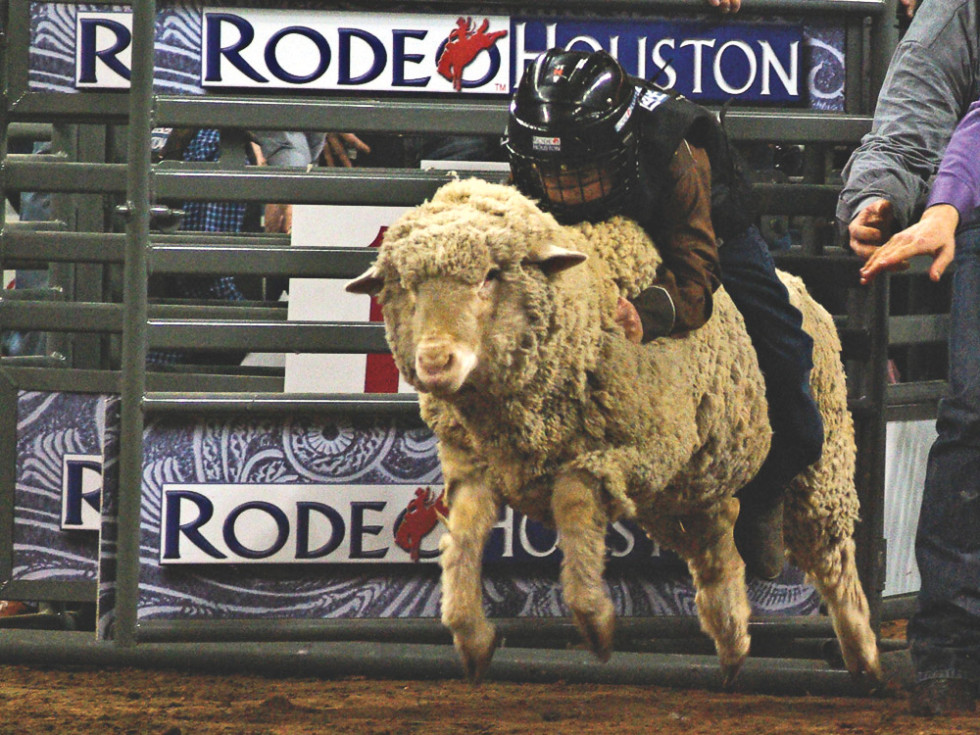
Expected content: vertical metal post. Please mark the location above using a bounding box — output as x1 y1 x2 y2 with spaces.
46 123 73 363
115 0 156 647
801 145 825 255
854 274 890 630
0 0 8 240
70 125 112 369
869 0 901 108
0 0 12 583
0 0 14 598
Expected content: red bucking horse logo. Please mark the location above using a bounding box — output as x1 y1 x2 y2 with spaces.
394 487 449 561
437 17 508 92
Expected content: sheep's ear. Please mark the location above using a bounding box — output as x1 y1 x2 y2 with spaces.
523 243 588 277
345 265 384 296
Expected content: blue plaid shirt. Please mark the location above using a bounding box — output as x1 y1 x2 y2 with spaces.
148 129 247 367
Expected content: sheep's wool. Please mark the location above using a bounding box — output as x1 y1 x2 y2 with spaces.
375 178 859 562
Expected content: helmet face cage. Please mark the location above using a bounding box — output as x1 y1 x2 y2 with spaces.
509 135 639 224
506 49 641 223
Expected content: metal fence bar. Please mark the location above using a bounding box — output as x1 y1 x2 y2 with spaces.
0 367 119 393
889 314 949 346
149 244 374 277
0 628 870 697
6 92 130 123
3 158 128 193
0 580 96 604
3 231 127 264
151 169 844 217
0 302 123 332
8 123 52 142
133 614 837 645
152 167 505 204
142 392 423 418
148 303 285 321
113 0 155 648
155 96 874 144
155 96 509 134
146 319 387 352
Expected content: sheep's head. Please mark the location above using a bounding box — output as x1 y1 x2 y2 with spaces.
345 180 588 397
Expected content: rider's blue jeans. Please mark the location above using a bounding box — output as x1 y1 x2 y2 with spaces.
719 225 825 503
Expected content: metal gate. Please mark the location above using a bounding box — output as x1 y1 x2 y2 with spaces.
0 0 922 693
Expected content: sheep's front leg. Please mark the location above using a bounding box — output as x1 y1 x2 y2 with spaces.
674 498 752 688
438 468 501 683
552 469 615 661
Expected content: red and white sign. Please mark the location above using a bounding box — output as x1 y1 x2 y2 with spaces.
286 205 412 394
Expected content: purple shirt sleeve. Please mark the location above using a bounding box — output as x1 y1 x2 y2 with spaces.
928 99 980 217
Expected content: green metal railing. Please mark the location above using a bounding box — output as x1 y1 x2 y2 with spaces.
0 0 919 691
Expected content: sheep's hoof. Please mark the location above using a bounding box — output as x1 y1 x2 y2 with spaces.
844 648 883 690
835 628 882 688
721 655 746 690
455 626 501 684
849 667 884 695
574 609 615 663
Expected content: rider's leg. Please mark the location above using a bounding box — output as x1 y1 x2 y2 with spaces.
719 225 824 579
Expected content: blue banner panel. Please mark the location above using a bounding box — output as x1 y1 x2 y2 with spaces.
514 18 806 104
13 391 107 585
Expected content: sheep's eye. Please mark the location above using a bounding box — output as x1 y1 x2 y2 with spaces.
479 268 501 297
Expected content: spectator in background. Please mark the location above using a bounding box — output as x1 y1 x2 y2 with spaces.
1 141 52 358
147 127 254 368
251 131 372 304
252 131 372 236
837 0 980 716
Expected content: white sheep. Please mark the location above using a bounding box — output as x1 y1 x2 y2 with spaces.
346 178 881 686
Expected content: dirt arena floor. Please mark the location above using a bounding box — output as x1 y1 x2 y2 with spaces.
0 620 975 735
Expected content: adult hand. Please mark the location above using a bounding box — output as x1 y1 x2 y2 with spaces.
859 204 958 284
848 199 895 259
615 297 643 343
704 0 741 13
321 133 372 167
899 0 916 18
264 203 292 234
252 140 289 233
249 141 267 166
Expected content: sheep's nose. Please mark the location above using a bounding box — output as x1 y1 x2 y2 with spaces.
417 348 454 375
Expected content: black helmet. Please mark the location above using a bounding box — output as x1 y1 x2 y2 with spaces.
505 49 640 223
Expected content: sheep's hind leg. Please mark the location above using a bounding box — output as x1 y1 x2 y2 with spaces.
666 499 752 688
439 474 501 683
792 535 881 684
552 470 616 661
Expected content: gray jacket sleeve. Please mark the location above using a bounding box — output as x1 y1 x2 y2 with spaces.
837 0 980 230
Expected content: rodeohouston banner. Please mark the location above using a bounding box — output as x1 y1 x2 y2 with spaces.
29 3 847 109
8 389 820 626
127 411 820 623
